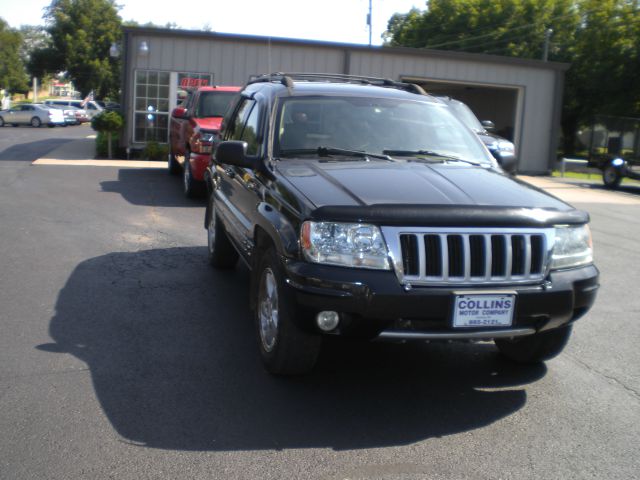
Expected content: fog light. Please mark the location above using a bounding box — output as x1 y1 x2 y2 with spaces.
316 311 340 331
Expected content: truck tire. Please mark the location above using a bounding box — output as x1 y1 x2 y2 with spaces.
495 325 573 363
167 151 181 175
602 164 622 189
254 247 322 375
206 193 239 268
183 154 203 198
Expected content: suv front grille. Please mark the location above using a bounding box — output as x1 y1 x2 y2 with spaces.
382 227 553 286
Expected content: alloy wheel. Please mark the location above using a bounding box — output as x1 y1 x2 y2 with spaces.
258 267 279 353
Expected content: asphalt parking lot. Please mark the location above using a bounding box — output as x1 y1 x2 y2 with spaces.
0 125 639 479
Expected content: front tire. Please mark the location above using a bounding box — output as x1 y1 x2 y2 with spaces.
206 193 239 268
495 325 573 363
31 117 42 128
183 155 199 198
603 164 622 189
254 247 322 375
168 150 181 175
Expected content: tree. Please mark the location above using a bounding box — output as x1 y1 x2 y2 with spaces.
42 0 122 98
0 18 30 94
561 0 640 152
383 0 640 154
384 0 579 59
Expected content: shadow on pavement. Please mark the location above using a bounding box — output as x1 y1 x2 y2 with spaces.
0 138 69 162
100 168 206 207
593 184 640 196
38 247 546 451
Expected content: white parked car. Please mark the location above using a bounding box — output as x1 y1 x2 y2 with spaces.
0 104 66 127
44 99 103 119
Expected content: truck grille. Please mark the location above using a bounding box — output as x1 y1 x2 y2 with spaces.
382 227 553 286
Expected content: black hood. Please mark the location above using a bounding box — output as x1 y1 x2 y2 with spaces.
277 158 587 227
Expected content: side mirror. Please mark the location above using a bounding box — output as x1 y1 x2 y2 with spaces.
215 141 260 169
481 120 495 131
172 107 187 118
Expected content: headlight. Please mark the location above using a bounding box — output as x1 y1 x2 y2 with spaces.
192 132 216 153
551 225 593 269
497 140 515 152
300 221 390 270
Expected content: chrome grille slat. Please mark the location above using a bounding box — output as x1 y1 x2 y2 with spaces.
524 236 532 277
440 234 449 281
383 227 554 287
484 234 492 280
463 235 471 279
417 234 426 278
505 234 513 281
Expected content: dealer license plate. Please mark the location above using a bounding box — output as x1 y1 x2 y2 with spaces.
452 293 515 328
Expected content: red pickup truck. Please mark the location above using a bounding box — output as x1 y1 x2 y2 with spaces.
168 86 240 197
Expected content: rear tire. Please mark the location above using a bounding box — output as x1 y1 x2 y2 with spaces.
254 247 322 375
603 164 622 189
31 117 41 128
495 325 573 363
206 193 239 269
0 117 4 127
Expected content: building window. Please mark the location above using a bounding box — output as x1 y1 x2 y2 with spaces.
134 70 170 143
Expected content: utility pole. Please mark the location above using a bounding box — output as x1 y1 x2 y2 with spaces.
543 28 553 62
33 78 38 103
367 0 372 47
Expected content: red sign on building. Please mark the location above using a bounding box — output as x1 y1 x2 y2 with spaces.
179 77 210 88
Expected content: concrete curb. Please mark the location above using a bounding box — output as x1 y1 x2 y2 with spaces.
33 134 167 169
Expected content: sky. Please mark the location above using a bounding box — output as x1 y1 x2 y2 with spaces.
0 0 426 46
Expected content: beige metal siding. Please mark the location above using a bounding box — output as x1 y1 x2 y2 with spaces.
129 35 345 84
124 30 563 173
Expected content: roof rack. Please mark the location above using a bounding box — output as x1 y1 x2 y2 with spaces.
247 72 427 95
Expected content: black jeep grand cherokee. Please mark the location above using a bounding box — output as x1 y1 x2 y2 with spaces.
204 73 599 375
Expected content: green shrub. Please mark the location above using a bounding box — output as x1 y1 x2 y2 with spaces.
91 110 124 132
92 111 124 159
95 131 121 158
142 141 169 160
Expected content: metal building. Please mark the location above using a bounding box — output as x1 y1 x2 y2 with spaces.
121 26 569 174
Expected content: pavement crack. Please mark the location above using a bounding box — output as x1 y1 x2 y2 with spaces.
567 353 640 401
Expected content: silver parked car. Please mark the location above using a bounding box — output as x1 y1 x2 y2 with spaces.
0 104 66 127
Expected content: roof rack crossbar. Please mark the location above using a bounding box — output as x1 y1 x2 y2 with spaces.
246 72 427 95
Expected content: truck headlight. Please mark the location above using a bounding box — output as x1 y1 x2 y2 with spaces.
497 140 515 153
300 221 390 270
551 225 593 269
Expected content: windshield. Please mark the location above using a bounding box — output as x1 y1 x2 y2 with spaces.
445 99 485 132
196 91 237 118
275 96 492 164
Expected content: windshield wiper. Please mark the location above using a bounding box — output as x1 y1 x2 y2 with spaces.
382 149 483 167
317 146 391 160
279 147 391 161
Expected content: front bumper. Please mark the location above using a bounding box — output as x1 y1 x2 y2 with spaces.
283 260 599 340
189 152 210 181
